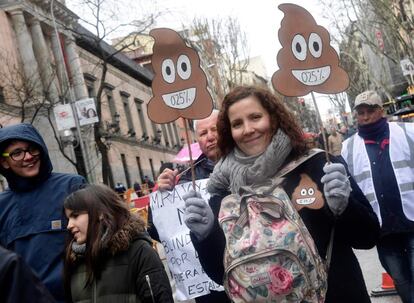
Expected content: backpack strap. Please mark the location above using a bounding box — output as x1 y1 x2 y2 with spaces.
278 148 335 269
276 148 325 178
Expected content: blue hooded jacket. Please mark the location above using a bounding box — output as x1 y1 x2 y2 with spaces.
0 123 86 302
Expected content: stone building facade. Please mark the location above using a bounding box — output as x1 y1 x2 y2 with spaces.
0 0 186 189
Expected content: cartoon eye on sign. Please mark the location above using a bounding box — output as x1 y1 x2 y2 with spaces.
147 28 213 124
298 187 316 205
271 3 349 97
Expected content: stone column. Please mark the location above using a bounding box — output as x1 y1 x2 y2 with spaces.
28 18 60 103
9 9 43 96
65 36 88 100
50 30 68 97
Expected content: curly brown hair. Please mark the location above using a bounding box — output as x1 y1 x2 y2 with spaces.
217 86 308 158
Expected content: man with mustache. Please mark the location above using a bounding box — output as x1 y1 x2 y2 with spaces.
0 123 86 302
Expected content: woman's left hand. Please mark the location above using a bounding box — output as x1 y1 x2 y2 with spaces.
183 190 214 241
321 163 351 216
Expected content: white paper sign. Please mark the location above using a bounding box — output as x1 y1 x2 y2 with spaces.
150 179 224 300
75 98 99 126
400 59 414 76
53 104 76 131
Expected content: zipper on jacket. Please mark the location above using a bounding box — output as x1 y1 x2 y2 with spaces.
145 274 155 303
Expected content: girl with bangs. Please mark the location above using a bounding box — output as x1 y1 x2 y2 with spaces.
63 184 173 303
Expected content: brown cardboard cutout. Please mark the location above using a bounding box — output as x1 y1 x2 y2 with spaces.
272 4 349 97
147 28 214 123
291 174 324 211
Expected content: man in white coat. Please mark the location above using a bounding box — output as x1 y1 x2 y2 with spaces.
341 90 414 303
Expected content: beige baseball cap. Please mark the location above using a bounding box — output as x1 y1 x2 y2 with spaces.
354 90 382 109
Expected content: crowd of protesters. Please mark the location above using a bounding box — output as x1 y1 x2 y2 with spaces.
0 85 412 303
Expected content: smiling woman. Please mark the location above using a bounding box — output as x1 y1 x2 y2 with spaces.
183 85 380 303
63 184 174 303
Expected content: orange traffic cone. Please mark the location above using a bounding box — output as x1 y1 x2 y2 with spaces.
371 272 397 297
381 272 395 289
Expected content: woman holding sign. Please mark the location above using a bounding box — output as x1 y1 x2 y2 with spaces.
63 184 173 303
183 86 380 303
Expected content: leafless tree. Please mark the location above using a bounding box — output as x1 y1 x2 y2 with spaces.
189 16 250 103
66 0 162 186
0 52 81 171
318 0 413 100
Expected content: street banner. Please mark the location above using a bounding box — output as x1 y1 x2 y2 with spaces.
150 179 224 300
53 104 76 131
75 98 99 126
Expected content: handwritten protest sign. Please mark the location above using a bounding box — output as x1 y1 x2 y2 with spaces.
150 179 223 300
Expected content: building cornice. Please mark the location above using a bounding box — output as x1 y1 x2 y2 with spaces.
0 0 78 30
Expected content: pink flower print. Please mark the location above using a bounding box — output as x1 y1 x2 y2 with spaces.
229 277 242 297
268 265 293 295
250 230 260 246
270 219 287 230
226 222 235 233
241 230 260 251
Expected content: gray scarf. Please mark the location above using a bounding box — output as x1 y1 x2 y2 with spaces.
71 226 110 255
207 129 292 196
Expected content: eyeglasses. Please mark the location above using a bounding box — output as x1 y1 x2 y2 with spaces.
2 146 41 161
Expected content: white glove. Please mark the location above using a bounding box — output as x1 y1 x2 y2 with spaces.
321 163 351 216
183 190 214 241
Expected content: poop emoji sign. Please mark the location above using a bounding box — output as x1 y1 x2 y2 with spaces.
147 28 213 123
291 174 324 211
272 4 349 97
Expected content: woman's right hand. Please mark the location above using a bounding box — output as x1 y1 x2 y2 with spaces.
183 190 214 241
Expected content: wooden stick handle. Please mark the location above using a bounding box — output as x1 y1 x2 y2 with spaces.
183 118 196 190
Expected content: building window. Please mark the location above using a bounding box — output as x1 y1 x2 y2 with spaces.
136 157 144 183
135 98 148 140
0 86 4 103
121 153 131 188
161 124 169 146
173 123 181 147
149 158 155 180
84 73 97 98
104 84 117 121
121 91 135 137
167 123 175 146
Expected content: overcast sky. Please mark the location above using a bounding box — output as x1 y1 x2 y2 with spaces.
150 0 342 117
68 0 344 119
153 0 328 78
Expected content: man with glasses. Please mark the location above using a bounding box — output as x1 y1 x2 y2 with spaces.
342 91 414 303
0 123 86 302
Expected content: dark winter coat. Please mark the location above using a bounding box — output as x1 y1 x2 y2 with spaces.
0 245 56 303
68 217 173 303
191 153 380 303
178 154 215 183
0 123 86 302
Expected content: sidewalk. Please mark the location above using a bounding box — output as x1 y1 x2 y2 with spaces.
354 248 402 303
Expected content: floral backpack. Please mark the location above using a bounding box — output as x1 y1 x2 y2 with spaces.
218 149 333 303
